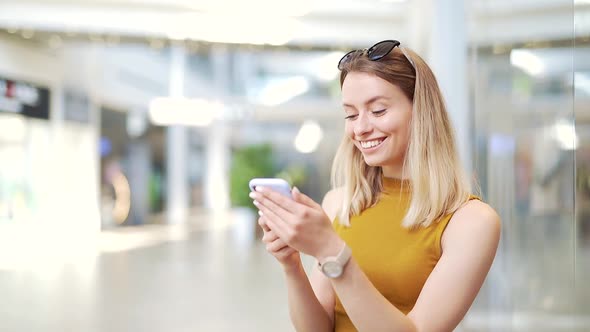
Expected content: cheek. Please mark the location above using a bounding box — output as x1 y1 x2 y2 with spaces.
382 120 410 147
344 123 354 138
387 112 411 135
382 119 405 136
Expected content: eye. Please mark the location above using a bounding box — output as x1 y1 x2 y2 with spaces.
345 114 358 120
372 109 386 116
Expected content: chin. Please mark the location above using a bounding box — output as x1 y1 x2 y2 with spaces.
362 152 403 168
361 155 386 167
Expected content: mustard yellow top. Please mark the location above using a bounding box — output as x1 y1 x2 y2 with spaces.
332 177 479 332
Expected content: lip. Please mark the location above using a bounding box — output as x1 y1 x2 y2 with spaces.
358 137 387 152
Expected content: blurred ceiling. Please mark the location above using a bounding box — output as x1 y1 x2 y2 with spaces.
0 0 408 47
0 0 588 48
0 0 588 125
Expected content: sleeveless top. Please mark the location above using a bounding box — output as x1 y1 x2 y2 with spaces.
331 177 479 332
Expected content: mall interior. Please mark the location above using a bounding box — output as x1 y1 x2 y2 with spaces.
0 0 589 331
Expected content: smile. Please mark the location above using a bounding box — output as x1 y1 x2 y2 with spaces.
359 138 386 149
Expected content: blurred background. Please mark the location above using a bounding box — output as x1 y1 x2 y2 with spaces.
0 0 588 331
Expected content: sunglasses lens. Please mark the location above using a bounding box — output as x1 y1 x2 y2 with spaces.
368 41 399 61
338 40 400 70
338 50 357 70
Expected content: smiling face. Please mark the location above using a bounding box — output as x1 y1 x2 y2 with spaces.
341 71 413 177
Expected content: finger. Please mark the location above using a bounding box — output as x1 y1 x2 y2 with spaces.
252 195 292 241
258 213 271 232
264 214 291 244
252 193 295 226
258 218 270 232
275 246 297 259
257 203 292 241
253 187 299 214
266 238 289 253
292 186 321 209
262 230 279 243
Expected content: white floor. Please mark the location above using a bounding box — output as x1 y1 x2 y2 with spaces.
0 210 296 332
0 209 588 332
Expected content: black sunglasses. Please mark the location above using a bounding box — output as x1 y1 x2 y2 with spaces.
337 40 401 70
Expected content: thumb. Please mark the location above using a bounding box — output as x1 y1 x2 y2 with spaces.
292 186 317 208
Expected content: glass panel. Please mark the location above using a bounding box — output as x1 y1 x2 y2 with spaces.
574 0 590 328
464 0 579 331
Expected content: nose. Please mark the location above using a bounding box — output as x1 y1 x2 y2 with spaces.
353 113 372 138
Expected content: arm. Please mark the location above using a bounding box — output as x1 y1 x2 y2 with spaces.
407 200 501 331
256 189 340 332
254 188 500 332
260 231 329 331
283 261 333 332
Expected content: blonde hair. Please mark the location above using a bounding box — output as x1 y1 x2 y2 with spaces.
332 46 472 229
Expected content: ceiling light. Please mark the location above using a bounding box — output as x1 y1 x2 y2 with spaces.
165 13 300 45
126 110 147 138
510 49 545 76
258 76 310 106
552 120 578 150
184 0 312 17
294 120 323 154
148 97 223 126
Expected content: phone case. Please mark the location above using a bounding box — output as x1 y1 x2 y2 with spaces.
248 178 292 199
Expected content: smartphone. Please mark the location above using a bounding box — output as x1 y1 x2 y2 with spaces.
248 178 292 199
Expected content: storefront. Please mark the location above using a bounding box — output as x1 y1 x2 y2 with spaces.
0 76 50 224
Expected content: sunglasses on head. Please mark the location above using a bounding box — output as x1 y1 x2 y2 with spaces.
337 40 401 71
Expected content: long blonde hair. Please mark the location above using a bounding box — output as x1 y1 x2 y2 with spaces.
332 46 472 229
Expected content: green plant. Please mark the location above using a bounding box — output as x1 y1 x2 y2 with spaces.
275 165 307 188
229 143 310 209
229 143 276 208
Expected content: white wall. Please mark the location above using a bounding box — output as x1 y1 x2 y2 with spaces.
0 36 101 269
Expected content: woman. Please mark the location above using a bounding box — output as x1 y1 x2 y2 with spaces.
249 40 501 332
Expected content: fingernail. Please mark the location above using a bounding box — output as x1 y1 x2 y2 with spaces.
258 210 263 216
293 186 300 193
255 186 265 192
249 192 257 199
253 200 260 206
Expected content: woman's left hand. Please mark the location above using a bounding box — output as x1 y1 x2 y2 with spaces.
250 186 343 260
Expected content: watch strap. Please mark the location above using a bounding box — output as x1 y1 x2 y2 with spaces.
317 242 352 269
336 243 352 266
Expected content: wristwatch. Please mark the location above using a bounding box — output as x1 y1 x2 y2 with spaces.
317 243 352 278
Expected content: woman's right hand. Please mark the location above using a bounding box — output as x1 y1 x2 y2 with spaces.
259 215 301 271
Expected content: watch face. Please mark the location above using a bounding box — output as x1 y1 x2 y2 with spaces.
322 261 343 278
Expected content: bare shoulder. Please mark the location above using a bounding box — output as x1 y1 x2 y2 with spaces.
442 199 501 251
454 199 501 226
409 200 501 330
321 187 344 222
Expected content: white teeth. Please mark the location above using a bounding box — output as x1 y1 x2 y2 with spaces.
360 139 384 149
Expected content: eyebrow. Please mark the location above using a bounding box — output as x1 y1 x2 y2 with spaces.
342 96 389 109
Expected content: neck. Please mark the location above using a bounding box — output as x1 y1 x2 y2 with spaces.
382 164 409 179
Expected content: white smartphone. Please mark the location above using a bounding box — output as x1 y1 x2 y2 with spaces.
248 178 292 199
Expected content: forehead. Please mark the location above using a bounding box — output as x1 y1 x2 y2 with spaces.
341 72 398 104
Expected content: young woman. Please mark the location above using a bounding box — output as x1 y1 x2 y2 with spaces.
249 40 501 332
